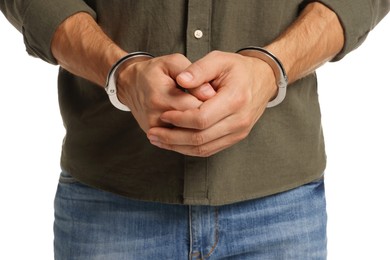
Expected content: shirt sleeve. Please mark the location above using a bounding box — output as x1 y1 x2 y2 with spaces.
300 0 390 61
0 0 97 64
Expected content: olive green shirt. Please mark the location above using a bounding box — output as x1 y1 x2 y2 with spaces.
1 0 388 205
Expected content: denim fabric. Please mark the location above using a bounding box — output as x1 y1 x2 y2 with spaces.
54 171 327 260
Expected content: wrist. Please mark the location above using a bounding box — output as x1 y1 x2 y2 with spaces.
101 43 127 85
105 52 154 111
237 47 288 108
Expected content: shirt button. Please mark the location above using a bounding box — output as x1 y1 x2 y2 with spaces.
194 29 203 39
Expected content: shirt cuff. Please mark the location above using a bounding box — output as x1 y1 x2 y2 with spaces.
22 0 96 64
300 0 376 61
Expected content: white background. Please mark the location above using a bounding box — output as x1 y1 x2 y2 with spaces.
0 12 389 260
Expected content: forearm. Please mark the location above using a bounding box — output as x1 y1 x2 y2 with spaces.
51 12 126 87
266 2 344 84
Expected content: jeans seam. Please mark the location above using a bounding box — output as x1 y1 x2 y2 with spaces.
189 206 193 260
204 207 219 259
189 207 220 260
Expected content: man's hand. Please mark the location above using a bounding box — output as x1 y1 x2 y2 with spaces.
147 51 277 157
116 54 214 132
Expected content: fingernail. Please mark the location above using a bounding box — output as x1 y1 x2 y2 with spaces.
160 116 170 123
200 83 215 97
150 140 162 148
148 135 159 142
178 72 193 82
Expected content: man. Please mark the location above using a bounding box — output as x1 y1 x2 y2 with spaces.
0 0 388 259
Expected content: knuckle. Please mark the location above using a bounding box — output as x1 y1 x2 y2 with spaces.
146 116 158 128
231 118 252 142
227 94 247 112
190 62 205 78
147 121 154 129
149 95 162 108
234 92 250 106
237 130 250 142
209 50 222 58
227 132 248 147
229 98 242 111
194 113 209 129
170 53 185 60
238 117 252 130
194 145 209 157
191 132 205 146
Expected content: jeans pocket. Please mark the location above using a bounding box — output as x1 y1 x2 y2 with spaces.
59 171 79 184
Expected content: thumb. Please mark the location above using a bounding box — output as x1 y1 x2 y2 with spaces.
176 52 225 88
177 52 228 100
186 82 216 101
177 71 217 101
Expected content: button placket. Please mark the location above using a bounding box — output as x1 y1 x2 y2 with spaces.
185 0 211 62
183 0 212 205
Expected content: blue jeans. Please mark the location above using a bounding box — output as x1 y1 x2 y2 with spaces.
54 171 327 259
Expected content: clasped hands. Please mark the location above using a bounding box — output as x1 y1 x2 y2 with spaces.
116 51 277 157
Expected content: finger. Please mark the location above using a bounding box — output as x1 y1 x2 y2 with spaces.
162 53 192 79
187 82 216 101
147 113 250 157
160 86 236 130
167 86 203 111
159 54 215 108
152 54 203 111
176 51 233 89
148 116 233 146
149 129 242 157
